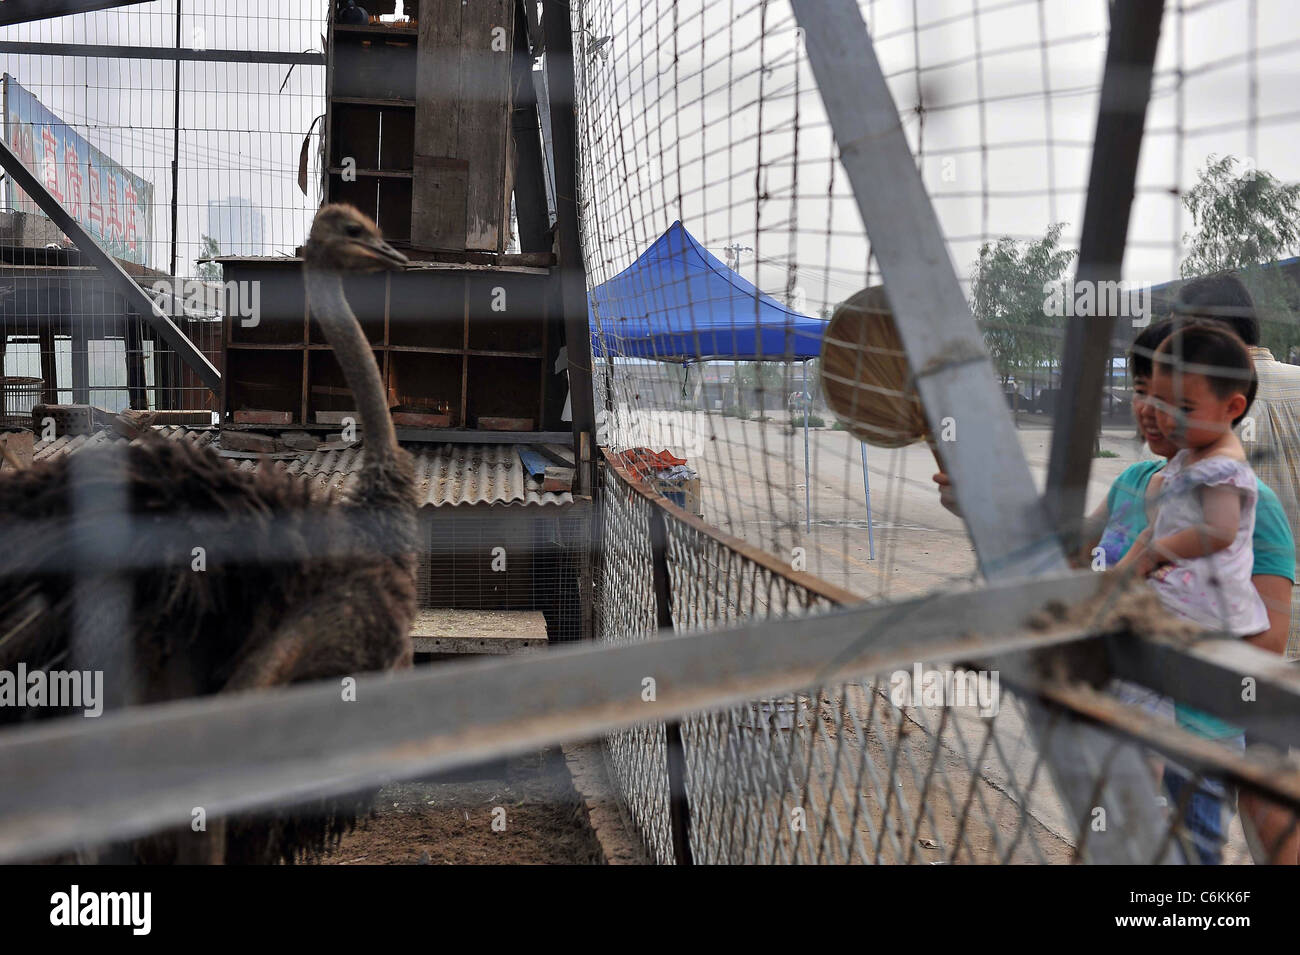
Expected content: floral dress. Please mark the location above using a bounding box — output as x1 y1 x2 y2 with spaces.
1148 450 1270 637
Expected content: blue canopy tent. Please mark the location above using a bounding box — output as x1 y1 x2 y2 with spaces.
588 222 873 550
589 220 827 362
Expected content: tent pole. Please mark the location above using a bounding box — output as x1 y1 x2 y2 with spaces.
803 359 811 532
860 442 876 560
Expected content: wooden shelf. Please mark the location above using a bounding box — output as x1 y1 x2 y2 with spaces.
332 96 416 108
328 166 413 179
334 23 418 37
386 344 466 355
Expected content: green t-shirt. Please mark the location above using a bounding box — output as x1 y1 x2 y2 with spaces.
1099 459 1296 739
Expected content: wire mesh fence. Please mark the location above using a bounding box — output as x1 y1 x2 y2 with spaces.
0 1 326 413
598 456 1300 864
0 0 1295 869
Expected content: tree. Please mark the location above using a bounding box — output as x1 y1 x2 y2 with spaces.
1181 155 1300 356
195 234 222 281
970 223 1077 395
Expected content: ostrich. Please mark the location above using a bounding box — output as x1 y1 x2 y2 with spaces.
0 204 417 863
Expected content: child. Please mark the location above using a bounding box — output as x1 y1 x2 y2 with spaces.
1118 322 1268 636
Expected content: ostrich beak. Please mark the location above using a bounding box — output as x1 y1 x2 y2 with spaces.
352 236 408 270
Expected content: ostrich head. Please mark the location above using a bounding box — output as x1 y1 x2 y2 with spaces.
303 204 407 274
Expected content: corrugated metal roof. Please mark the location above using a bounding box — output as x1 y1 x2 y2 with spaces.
30 427 573 508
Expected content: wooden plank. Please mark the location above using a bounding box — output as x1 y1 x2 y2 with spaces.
542 442 574 466
411 155 468 250
0 430 33 471
219 430 276 453
233 409 294 425
542 465 574 492
478 415 533 431
413 0 466 249
410 608 548 655
391 410 451 427
458 0 515 251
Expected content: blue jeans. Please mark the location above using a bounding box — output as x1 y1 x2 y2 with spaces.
1164 769 1227 865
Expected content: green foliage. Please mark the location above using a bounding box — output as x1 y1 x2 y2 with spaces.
735 361 787 391
1181 155 1300 355
196 234 222 281
789 413 826 428
971 223 1076 384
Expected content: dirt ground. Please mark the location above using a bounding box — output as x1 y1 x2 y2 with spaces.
313 749 605 865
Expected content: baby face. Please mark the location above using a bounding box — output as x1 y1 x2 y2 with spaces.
1149 366 1244 450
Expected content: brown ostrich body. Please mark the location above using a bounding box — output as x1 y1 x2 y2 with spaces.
0 205 417 863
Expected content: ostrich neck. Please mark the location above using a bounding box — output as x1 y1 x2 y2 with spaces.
304 268 397 464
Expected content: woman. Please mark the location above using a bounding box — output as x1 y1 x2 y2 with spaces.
934 318 1297 864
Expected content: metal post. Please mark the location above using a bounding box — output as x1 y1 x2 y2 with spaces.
1045 0 1166 549
803 358 811 532
792 0 1179 862
168 1 181 278
542 0 598 495
648 505 694 865
860 442 875 560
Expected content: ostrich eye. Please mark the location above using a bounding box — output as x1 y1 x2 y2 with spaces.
345 223 365 238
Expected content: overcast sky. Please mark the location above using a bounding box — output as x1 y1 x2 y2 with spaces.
0 0 1296 304
577 0 1300 315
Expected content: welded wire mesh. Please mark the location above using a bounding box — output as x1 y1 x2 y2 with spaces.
577 0 1300 865
575 0 1300 613
598 460 1300 864
0 1 326 412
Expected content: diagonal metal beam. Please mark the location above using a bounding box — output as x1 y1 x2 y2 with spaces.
792 2 1061 582
1045 0 1166 547
0 570 1108 861
0 0 148 26
791 0 1177 863
0 136 220 394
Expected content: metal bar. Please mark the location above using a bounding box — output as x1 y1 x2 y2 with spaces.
0 0 147 25
1106 634 1300 751
792 0 1063 582
791 0 1178 863
541 0 597 493
649 506 694 865
0 41 325 66
510 0 551 254
168 1 182 278
860 442 876 560
1030 677 1300 812
0 570 1116 861
0 137 221 394
803 359 811 532
1044 0 1165 546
